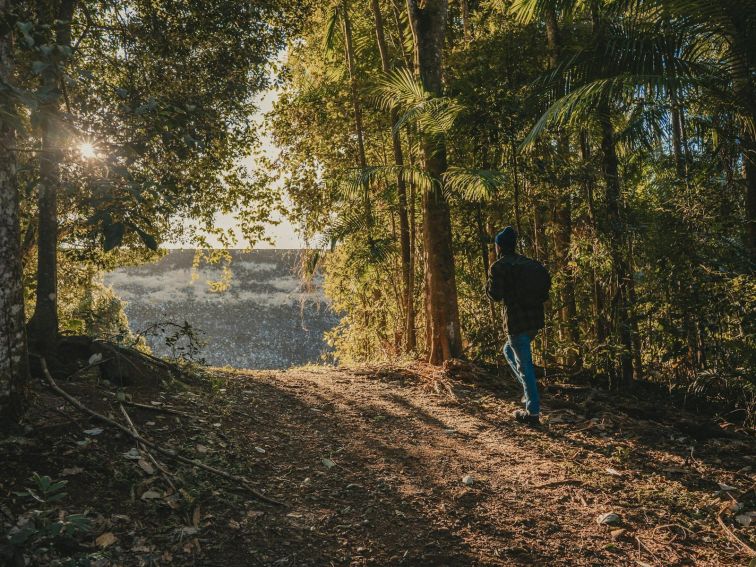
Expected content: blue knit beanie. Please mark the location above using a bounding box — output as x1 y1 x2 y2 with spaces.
495 226 517 252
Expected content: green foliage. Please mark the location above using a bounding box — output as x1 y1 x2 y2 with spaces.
8 473 92 556
267 0 754 421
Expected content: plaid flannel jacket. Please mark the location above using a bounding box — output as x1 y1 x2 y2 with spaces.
486 253 546 336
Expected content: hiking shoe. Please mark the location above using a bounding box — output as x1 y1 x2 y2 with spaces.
513 409 540 426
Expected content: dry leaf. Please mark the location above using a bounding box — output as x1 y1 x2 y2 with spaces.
192 505 201 528
610 528 626 540
61 467 83 477
141 490 162 500
137 459 155 475
96 532 117 548
597 512 620 525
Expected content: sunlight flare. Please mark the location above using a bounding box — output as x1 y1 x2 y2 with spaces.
79 142 96 159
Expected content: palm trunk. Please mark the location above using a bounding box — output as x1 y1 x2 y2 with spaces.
580 130 608 345
598 100 633 386
371 0 415 351
406 0 462 364
510 140 522 236
28 0 76 352
0 3 29 423
460 0 471 42
475 204 498 329
728 34 756 260
545 8 579 367
341 0 370 220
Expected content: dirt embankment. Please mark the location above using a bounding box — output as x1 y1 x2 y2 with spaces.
1 363 754 566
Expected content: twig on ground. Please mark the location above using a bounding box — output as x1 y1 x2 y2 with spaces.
119 403 178 494
103 392 193 418
48 407 84 431
532 478 583 489
650 523 690 543
40 358 285 507
716 502 756 557
635 535 660 565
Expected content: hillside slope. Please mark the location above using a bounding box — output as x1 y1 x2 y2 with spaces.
1 364 753 566
105 250 339 368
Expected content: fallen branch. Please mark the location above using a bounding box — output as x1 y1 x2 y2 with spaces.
717 502 756 557
41 358 285 507
119 403 178 493
103 392 194 418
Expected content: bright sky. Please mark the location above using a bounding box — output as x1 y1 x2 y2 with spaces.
169 87 305 249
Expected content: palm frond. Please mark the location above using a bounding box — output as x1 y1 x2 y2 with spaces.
323 5 342 56
444 167 508 202
373 68 428 111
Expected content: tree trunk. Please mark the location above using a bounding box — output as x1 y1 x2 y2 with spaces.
28 0 76 352
729 34 756 260
406 0 462 364
460 0 471 43
598 100 633 386
580 130 608 345
371 0 415 351
0 0 29 423
475 204 498 329
340 0 370 217
544 8 579 367
510 140 522 236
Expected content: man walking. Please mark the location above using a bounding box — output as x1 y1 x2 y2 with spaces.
486 227 551 425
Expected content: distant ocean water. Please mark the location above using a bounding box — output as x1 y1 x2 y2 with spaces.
105 249 339 369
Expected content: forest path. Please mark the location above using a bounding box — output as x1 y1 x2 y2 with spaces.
199 364 751 566
3 363 752 566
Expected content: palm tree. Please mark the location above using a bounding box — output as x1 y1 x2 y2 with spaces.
370 0 416 351
514 0 636 384
324 0 371 227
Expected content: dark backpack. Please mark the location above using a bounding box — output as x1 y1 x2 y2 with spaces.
511 256 551 306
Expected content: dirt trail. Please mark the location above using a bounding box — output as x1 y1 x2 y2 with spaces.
204 365 752 566
2 364 754 566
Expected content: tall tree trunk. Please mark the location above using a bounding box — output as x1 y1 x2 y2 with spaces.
580 130 608 345
406 0 462 364
474 204 498 330
510 140 522 236
545 7 579 367
598 100 634 386
729 35 756 261
460 0 471 42
28 0 76 352
341 0 370 220
0 0 29 423
371 0 415 351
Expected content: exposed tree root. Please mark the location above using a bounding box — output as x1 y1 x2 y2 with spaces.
40 358 286 507
119 403 178 494
716 502 756 557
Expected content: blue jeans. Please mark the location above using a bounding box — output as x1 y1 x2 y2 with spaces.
504 332 540 415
